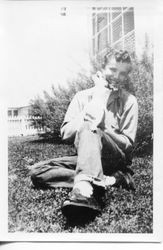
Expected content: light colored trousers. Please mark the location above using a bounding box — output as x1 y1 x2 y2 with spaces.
29 122 131 189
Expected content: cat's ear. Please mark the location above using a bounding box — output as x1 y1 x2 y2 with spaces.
96 71 103 79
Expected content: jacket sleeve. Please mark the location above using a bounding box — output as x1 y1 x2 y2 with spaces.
60 93 84 142
119 95 138 145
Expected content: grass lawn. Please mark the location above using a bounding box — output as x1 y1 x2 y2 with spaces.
8 135 153 233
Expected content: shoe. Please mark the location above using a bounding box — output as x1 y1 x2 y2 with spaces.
61 188 101 217
92 184 106 206
112 170 136 191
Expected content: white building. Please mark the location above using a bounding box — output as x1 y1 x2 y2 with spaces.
8 106 43 137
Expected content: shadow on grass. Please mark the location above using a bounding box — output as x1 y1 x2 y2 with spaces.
27 134 75 146
28 136 63 145
62 206 101 228
132 143 153 158
31 183 101 228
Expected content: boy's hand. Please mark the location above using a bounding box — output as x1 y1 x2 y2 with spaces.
83 101 105 123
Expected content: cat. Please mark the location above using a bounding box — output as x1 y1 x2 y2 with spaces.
86 71 111 132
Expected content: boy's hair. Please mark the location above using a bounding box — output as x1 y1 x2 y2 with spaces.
103 50 132 68
102 50 134 92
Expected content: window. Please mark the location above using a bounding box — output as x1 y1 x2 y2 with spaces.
13 110 18 117
124 31 135 52
112 16 122 43
92 17 96 36
108 11 111 23
113 40 123 51
98 28 108 52
107 25 111 44
97 13 107 32
8 110 12 117
123 7 134 35
93 38 96 55
111 7 122 20
92 7 135 59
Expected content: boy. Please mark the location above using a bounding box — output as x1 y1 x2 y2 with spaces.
29 50 138 216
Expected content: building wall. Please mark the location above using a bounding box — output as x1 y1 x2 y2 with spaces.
8 106 29 118
134 7 153 59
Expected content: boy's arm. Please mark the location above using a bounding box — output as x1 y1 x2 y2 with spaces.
104 127 132 151
60 112 84 142
104 95 138 151
60 93 84 142
119 95 138 145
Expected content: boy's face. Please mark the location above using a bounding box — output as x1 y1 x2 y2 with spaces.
103 57 132 88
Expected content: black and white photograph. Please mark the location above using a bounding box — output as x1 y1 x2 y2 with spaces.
0 0 163 243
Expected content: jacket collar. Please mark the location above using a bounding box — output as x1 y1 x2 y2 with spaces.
107 88 121 106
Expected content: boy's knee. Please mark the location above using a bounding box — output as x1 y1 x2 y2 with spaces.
75 122 103 150
78 121 91 133
30 170 37 183
78 121 103 135
30 168 43 187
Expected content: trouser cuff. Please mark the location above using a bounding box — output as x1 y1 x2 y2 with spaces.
74 174 106 189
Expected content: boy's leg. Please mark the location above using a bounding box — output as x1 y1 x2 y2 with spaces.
74 122 126 187
29 156 77 188
100 131 135 191
61 122 128 214
29 123 132 191
74 122 104 186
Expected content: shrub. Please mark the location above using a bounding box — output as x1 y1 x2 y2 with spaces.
131 54 153 155
30 50 153 155
29 73 93 138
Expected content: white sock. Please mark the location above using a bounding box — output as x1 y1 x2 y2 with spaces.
73 181 93 197
104 176 116 186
